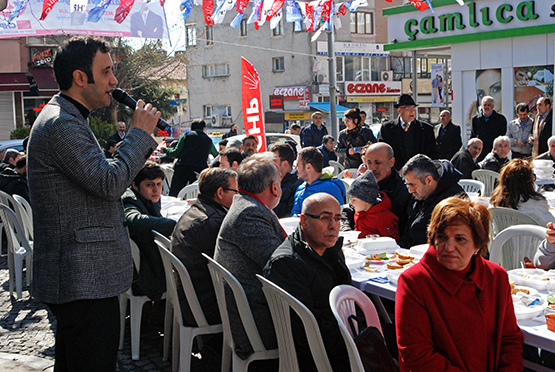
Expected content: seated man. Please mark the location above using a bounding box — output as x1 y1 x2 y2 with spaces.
171 167 237 326
450 138 483 179
479 135 510 173
270 142 303 218
0 155 29 202
400 154 465 248
122 161 177 302
264 193 351 372
537 135 555 162
317 135 337 168
214 152 285 360
104 139 118 159
291 147 346 217
1 149 21 171
219 147 243 172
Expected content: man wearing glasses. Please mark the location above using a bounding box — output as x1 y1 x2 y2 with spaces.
264 193 351 372
171 167 237 327
378 94 439 170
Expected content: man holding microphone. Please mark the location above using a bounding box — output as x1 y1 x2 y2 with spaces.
27 37 159 372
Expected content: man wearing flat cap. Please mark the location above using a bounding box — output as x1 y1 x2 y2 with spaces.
378 94 440 170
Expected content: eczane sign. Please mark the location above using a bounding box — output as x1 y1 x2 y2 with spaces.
346 81 402 96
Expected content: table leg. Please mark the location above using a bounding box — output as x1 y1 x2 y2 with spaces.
370 294 392 324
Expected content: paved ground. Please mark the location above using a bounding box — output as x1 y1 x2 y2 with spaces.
0 252 221 371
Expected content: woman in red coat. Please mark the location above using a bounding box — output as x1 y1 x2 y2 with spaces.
395 196 523 372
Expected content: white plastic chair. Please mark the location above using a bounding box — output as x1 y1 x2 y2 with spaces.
177 183 199 200
472 169 499 197
328 160 345 176
0 204 32 299
153 231 174 362
0 190 32 241
204 254 279 372
257 274 333 372
161 165 174 196
329 285 383 372
489 207 540 238
458 179 486 196
490 224 547 271
338 168 359 179
156 240 222 372
118 238 157 360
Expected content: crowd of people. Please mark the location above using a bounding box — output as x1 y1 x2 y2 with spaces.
11 36 555 372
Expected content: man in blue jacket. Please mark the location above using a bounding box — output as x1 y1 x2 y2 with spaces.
301 112 328 147
291 147 345 216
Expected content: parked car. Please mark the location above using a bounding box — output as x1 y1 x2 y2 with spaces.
0 139 25 160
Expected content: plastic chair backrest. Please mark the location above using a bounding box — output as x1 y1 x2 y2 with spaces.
155 237 212 329
489 207 540 238
338 168 359 179
203 253 268 354
458 179 486 196
490 224 546 270
329 285 383 372
329 160 345 176
257 274 333 372
0 191 29 237
177 183 199 200
0 203 31 255
129 238 142 271
471 169 499 197
10 195 33 240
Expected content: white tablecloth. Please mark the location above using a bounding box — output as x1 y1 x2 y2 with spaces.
160 195 191 221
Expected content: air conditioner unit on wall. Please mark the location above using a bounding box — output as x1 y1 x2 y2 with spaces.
210 114 222 127
381 71 393 82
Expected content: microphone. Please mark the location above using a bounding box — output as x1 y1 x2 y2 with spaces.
111 88 169 132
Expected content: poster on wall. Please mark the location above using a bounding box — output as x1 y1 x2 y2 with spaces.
462 68 502 142
514 66 554 113
0 0 169 39
431 63 444 107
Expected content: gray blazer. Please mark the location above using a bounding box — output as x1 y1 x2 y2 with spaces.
214 193 286 359
28 95 157 304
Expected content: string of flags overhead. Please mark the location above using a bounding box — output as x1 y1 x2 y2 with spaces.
6 0 465 31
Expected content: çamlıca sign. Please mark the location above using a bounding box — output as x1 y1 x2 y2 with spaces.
346 81 402 96
385 0 554 50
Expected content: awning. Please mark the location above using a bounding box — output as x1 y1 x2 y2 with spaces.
0 73 30 92
30 68 58 94
308 102 351 114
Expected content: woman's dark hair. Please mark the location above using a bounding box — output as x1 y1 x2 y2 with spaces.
344 108 361 129
490 158 544 209
428 196 490 256
54 37 111 91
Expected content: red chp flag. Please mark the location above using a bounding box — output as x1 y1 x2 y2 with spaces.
241 57 267 153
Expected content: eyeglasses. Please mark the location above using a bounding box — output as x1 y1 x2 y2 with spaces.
304 212 341 223
223 188 239 193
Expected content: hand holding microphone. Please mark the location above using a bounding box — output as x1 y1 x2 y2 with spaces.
112 88 169 132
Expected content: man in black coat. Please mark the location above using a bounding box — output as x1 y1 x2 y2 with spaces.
530 97 553 158
108 121 126 143
170 167 237 326
400 155 466 248
0 155 29 202
378 94 440 170
471 96 507 162
450 138 483 179
434 110 462 160
264 193 350 372
271 142 303 218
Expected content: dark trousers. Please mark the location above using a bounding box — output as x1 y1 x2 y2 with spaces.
169 164 201 197
48 296 120 372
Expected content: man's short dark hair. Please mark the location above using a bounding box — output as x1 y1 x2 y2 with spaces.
220 147 243 167
198 167 236 197
269 142 295 167
516 103 529 113
219 139 228 147
544 98 552 107
291 123 301 131
106 139 118 150
298 147 323 173
191 119 206 131
401 154 439 182
54 37 111 91
322 135 335 145
15 155 26 170
360 111 367 116
4 149 19 164
243 135 258 144
133 161 165 186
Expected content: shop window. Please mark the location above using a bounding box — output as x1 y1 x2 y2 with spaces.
206 26 213 46
240 19 248 36
202 63 230 78
273 57 285 72
371 57 388 81
350 12 374 34
185 24 196 46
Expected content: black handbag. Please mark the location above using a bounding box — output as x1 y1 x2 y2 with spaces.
348 315 399 372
